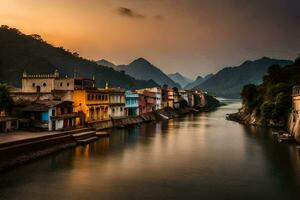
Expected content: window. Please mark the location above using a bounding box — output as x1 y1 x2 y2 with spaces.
112 108 115 113
91 94 94 100
67 82 70 87
43 83 46 87
32 83 35 87
87 94 90 100
120 107 123 112
60 82 63 87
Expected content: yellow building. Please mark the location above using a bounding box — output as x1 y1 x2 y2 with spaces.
73 88 110 122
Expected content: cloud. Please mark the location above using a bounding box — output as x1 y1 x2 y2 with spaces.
117 7 145 19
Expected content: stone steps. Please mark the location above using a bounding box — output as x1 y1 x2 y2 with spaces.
71 129 98 145
77 136 99 145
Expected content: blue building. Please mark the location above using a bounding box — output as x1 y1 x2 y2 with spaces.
125 91 139 116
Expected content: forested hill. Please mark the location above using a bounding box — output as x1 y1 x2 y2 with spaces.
0 25 158 89
240 56 300 125
193 57 292 98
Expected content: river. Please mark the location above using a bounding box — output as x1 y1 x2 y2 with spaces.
1 101 300 199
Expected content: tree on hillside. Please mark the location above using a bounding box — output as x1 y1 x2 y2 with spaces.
241 84 259 112
295 53 300 65
0 84 13 115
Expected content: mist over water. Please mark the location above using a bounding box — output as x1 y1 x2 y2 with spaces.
1 101 300 200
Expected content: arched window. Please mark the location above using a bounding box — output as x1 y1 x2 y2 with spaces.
36 86 41 92
112 108 115 113
32 83 35 87
60 82 63 87
67 83 70 87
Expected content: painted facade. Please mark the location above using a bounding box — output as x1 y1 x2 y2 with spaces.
73 89 109 122
106 85 126 118
136 87 162 111
125 91 139 116
22 100 81 131
167 89 174 108
138 93 147 115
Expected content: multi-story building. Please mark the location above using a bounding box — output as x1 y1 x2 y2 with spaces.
161 85 169 108
125 90 139 116
147 87 162 110
136 87 162 111
105 84 125 118
138 93 147 115
21 71 95 93
73 88 109 122
22 100 82 131
289 86 300 143
143 90 156 112
167 89 174 108
179 90 188 103
292 86 300 113
187 90 195 107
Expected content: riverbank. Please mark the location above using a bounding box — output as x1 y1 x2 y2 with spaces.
0 100 221 171
227 109 300 143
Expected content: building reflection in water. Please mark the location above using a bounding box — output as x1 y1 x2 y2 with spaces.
74 137 110 158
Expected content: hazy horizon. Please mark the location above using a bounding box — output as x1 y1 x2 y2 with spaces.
1 0 300 78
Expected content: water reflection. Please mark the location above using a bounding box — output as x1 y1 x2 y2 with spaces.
1 101 300 200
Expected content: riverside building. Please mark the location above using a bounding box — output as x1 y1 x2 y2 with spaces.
105 83 126 118
289 85 300 142
125 91 139 116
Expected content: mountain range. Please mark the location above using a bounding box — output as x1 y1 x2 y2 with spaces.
0 26 157 89
192 57 293 98
97 58 180 88
184 74 214 89
168 72 193 88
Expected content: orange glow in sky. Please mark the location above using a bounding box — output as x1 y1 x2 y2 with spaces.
1 0 299 78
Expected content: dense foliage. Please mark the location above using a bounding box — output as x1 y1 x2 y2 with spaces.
241 55 300 124
0 84 13 115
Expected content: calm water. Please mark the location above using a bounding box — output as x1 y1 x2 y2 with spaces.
1 101 300 200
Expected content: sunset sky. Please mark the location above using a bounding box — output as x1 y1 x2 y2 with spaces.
1 0 300 78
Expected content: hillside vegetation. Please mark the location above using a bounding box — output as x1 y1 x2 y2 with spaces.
193 57 292 98
0 25 157 89
241 56 300 125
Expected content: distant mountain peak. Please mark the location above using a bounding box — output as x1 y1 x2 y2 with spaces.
116 57 180 88
192 57 292 98
261 56 271 60
195 75 203 80
96 59 116 68
168 72 193 88
131 57 151 65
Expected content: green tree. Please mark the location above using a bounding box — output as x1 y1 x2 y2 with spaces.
272 92 291 121
241 84 259 112
260 101 275 120
0 84 13 115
